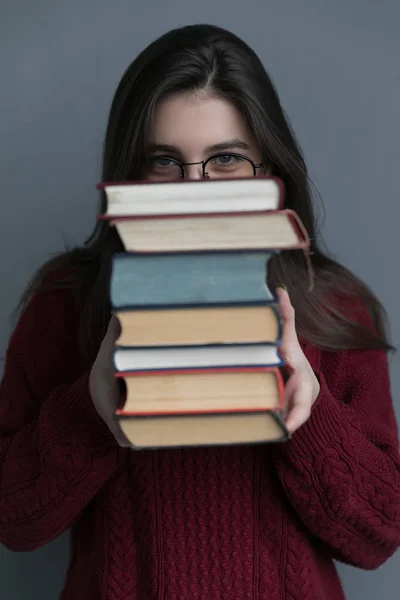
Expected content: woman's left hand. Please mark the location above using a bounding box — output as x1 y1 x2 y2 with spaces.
276 286 321 434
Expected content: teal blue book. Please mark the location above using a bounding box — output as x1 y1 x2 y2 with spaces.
110 251 276 309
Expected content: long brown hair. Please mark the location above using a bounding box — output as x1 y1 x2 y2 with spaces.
17 24 393 364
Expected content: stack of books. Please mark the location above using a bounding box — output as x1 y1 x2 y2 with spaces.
99 177 310 449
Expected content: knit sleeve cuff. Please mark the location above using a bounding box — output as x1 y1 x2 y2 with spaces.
40 371 123 457
281 370 347 460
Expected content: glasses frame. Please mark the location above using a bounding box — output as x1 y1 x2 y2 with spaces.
149 152 264 179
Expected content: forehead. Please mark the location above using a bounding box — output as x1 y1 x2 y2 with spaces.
150 92 254 151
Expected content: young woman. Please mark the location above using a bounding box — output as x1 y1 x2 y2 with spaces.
0 24 399 600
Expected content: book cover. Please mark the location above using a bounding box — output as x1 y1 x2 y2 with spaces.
98 175 284 216
110 250 276 309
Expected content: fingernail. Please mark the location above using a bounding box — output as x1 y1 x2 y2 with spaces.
276 283 287 292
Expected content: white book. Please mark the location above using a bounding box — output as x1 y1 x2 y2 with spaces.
101 176 282 216
113 344 282 372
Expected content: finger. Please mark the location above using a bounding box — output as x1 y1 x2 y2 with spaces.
276 287 301 367
280 371 301 424
115 429 132 448
280 361 294 384
276 287 297 342
109 417 132 448
285 386 313 434
115 427 132 448
107 315 122 340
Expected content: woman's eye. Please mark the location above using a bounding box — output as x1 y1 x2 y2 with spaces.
150 157 175 168
147 156 182 181
215 154 237 165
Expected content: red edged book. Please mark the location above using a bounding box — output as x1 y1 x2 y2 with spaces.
100 209 309 254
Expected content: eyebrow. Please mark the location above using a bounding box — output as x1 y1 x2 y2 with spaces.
205 139 251 153
147 138 251 155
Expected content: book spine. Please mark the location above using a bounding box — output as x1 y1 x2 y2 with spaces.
114 436 289 451
112 299 277 310
115 406 282 417
113 342 282 350
100 210 278 221
113 360 285 373
115 365 282 376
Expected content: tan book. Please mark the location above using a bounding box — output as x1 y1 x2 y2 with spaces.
108 210 308 253
115 303 281 347
117 366 283 415
117 411 289 449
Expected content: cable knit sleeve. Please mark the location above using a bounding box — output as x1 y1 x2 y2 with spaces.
274 322 400 569
0 288 125 552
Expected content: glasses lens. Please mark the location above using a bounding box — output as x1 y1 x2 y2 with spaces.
204 154 255 179
146 157 182 181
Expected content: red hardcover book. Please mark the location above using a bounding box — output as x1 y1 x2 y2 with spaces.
100 208 309 253
115 365 285 417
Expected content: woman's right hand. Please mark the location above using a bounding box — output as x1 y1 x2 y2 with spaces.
89 316 131 447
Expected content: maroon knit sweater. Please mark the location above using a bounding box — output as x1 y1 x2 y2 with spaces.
0 285 400 600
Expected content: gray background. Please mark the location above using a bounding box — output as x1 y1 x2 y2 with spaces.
0 0 399 598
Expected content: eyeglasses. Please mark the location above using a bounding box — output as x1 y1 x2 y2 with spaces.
145 153 263 181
